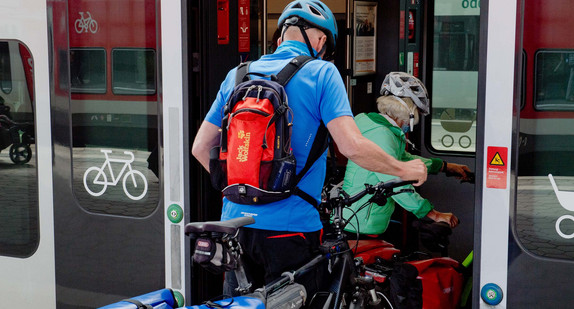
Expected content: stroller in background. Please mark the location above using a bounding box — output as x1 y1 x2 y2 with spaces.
0 103 34 164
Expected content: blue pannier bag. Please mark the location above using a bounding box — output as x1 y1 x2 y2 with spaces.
99 288 178 309
180 296 265 309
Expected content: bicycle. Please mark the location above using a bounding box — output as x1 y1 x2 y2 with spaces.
183 178 416 309
74 11 98 34
83 149 148 200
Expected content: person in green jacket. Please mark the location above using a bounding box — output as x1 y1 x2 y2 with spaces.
342 72 471 235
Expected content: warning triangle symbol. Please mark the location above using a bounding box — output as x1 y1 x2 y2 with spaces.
490 152 505 166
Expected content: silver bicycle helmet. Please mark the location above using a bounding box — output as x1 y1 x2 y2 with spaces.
380 72 429 115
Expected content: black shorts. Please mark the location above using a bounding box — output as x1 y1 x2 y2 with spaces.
223 227 324 296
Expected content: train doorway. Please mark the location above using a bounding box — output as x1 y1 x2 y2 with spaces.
46 0 190 307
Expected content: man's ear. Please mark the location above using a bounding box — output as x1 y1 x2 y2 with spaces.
277 37 283 47
317 35 328 57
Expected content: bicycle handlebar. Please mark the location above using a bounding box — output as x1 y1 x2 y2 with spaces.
326 178 417 208
349 178 416 205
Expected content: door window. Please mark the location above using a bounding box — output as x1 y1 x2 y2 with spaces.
0 41 38 257
516 49 574 261
430 2 480 153
69 0 160 217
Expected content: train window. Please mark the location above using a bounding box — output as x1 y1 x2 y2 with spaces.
111 48 156 95
69 0 160 217
70 48 106 94
430 2 480 153
0 40 38 257
0 42 13 94
534 50 574 111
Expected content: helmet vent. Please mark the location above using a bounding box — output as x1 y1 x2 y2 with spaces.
308 5 322 17
292 3 302 9
313 1 326 11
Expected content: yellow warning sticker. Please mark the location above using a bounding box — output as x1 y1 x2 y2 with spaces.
490 152 505 166
487 147 508 189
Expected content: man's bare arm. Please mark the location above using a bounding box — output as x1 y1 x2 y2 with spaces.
327 116 427 185
191 121 221 172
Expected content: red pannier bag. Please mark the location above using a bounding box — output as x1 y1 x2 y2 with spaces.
407 257 464 309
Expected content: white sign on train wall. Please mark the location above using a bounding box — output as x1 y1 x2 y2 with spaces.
435 0 480 16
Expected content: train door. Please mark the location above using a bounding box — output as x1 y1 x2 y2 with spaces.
0 1 54 308
47 0 189 307
412 0 479 264
478 0 574 307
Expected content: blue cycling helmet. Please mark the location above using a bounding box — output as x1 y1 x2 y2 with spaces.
278 0 338 60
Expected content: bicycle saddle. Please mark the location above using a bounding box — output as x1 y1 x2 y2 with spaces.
185 216 255 235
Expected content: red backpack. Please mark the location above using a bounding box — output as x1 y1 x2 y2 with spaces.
209 55 328 206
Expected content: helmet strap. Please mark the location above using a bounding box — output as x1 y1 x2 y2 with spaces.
394 96 416 132
297 25 319 58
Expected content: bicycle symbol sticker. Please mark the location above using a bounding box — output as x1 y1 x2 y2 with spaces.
83 149 148 201
74 11 98 34
549 174 574 239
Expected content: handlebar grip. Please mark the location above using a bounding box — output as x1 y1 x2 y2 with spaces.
375 178 417 190
346 178 416 205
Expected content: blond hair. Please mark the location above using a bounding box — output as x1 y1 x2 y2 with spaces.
376 96 420 125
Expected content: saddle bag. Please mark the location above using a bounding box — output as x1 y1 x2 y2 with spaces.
192 237 237 274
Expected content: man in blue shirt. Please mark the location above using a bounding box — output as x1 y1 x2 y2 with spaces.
192 0 428 297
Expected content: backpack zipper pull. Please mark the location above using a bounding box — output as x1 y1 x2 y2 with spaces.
242 85 255 101
256 85 263 103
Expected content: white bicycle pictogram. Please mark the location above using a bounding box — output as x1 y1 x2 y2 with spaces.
549 174 574 239
74 11 98 34
83 149 148 200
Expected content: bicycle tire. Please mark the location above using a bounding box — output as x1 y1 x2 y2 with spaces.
83 166 108 196
122 169 148 200
89 20 98 33
74 19 83 33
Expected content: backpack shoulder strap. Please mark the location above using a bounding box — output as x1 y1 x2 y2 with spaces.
293 121 330 208
235 61 251 86
275 55 315 86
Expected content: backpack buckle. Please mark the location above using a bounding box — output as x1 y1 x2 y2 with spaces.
238 185 246 195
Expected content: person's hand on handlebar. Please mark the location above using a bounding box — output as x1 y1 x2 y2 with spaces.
425 209 459 228
400 159 427 186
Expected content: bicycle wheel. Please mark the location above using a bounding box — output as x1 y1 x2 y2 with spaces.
122 169 148 200
74 19 83 33
83 167 108 196
89 20 98 33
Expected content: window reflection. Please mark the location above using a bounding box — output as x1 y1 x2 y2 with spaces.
516 49 574 261
0 40 38 257
112 49 156 95
69 0 160 217
70 48 106 94
0 42 13 94
535 50 574 111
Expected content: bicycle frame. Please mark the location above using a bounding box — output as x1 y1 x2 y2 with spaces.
93 150 137 186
